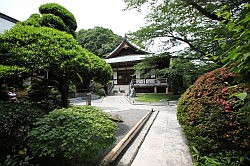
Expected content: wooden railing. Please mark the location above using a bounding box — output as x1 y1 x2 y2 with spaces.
135 78 167 85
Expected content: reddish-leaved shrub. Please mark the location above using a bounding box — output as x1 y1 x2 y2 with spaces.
177 67 249 162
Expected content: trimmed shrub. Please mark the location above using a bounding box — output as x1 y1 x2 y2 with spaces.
177 67 249 165
0 101 45 162
27 106 117 165
39 3 77 31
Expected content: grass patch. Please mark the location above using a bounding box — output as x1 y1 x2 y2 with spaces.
135 93 180 102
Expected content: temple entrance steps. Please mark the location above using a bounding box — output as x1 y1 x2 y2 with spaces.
111 85 130 95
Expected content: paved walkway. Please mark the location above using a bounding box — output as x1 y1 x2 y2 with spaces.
71 95 193 166
132 107 193 166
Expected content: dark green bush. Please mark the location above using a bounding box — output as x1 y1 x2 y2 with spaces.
27 80 61 110
96 88 106 97
27 80 50 101
177 67 250 165
0 101 45 162
27 106 116 165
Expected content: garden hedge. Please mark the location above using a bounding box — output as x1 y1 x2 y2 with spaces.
177 67 249 165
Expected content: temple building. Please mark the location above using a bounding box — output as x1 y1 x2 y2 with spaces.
105 36 170 94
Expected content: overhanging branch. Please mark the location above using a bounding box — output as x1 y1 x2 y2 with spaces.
166 34 207 57
183 0 224 21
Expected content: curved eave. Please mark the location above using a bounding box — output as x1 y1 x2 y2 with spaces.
105 37 153 59
0 12 19 23
105 40 126 59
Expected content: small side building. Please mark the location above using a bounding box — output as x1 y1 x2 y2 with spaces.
105 36 170 94
0 12 19 34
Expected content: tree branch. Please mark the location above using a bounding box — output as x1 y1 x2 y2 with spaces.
183 0 225 22
166 34 207 57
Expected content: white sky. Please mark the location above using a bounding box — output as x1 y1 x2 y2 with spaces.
0 0 147 36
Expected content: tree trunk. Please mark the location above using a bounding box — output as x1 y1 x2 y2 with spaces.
59 80 70 108
170 74 184 95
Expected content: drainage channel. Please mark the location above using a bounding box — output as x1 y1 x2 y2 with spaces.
101 109 159 166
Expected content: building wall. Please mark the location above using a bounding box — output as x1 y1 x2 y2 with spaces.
0 17 16 34
112 66 135 85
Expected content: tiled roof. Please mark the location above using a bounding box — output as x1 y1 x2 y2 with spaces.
105 36 153 59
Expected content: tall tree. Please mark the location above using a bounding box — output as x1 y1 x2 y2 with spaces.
123 0 248 60
124 0 249 84
0 3 112 107
76 27 122 57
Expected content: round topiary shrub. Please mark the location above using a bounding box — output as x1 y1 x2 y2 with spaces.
177 67 249 164
27 106 117 165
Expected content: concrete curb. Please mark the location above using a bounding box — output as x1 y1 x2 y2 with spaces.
100 96 105 103
101 109 155 165
114 110 160 165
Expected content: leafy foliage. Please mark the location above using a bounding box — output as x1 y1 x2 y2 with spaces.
88 52 113 84
167 58 218 94
0 65 25 79
135 53 171 78
20 14 41 27
124 0 248 68
1 155 35 166
1 25 84 71
39 3 77 36
217 5 250 83
76 26 122 57
18 3 77 37
39 13 70 32
1 25 87 107
123 0 249 83
136 54 216 94
124 0 231 58
39 3 77 30
0 101 45 162
0 65 27 88
192 146 250 166
28 106 116 165
96 88 106 97
177 67 250 165
1 21 112 107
